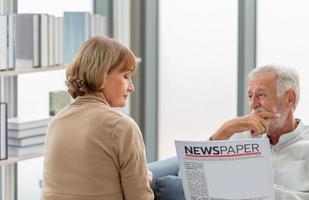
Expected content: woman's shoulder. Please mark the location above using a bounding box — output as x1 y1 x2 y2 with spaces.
97 106 135 122
110 116 144 152
114 114 139 130
91 105 139 131
110 113 141 136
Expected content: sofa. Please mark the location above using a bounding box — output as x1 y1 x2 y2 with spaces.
148 157 185 200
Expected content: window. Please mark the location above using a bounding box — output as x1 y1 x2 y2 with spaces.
158 0 238 159
257 0 309 123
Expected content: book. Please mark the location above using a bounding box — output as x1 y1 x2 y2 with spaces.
48 15 55 66
55 17 64 65
8 135 45 147
8 117 50 130
0 103 8 160
0 15 8 70
90 14 96 37
58 17 64 65
99 15 108 36
8 127 46 139
8 144 44 156
49 90 71 116
33 14 40 67
64 12 90 64
54 16 60 65
40 14 49 67
175 138 275 200
14 14 40 69
90 15 108 37
8 14 15 70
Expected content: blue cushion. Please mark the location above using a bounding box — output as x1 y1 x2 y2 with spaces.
155 175 185 200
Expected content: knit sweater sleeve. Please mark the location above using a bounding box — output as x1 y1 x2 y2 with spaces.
111 117 154 200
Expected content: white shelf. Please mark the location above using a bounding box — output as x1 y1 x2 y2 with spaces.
0 65 66 77
0 152 43 165
0 58 142 77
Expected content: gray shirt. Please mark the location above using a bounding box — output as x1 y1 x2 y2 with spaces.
231 119 309 200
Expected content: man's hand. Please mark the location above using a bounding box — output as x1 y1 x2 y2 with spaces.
211 111 279 140
148 170 153 185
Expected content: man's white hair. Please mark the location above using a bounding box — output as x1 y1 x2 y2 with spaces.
248 65 300 110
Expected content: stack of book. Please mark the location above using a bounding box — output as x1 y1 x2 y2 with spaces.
1 12 108 70
7 117 50 156
0 103 8 160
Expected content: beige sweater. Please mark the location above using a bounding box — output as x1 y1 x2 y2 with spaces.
42 95 154 200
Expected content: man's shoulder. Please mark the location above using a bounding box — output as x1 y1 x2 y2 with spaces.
301 124 309 139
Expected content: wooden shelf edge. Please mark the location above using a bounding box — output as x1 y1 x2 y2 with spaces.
0 65 66 77
0 58 141 77
0 152 43 165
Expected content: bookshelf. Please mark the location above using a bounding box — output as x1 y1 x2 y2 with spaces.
0 1 133 200
1 9 67 200
0 65 66 77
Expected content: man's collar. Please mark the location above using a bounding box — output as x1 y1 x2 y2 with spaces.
270 119 304 151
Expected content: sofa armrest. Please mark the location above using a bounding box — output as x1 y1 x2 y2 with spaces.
148 156 179 191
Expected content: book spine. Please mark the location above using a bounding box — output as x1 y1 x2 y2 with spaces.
63 12 91 64
33 14 40 68
58 17 64 65
8 14 15 70
40 14 49 67
0 15 8 70
48 15 55 66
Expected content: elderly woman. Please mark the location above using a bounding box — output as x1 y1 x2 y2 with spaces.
43 36 154 200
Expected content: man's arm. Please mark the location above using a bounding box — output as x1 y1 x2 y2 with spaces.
275 184 309 200
210 111 277 140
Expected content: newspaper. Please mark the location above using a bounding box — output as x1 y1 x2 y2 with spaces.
175 138 275 200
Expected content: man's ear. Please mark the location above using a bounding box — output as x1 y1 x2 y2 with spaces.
287 90 296 107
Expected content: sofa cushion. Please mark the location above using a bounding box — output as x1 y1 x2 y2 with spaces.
155 175 185 200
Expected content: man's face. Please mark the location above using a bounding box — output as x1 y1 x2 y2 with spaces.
248 71 288 133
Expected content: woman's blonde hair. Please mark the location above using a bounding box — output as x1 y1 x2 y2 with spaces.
66 36 136 98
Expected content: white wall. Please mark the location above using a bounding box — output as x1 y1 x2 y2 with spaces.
158 0 238 159
257 0 309 124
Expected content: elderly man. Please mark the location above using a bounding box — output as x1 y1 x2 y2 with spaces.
210 65 309 199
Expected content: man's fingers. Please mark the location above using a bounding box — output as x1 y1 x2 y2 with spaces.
258 117 270 133
256 111 280 119
250 121 265 136
148 170 153 184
